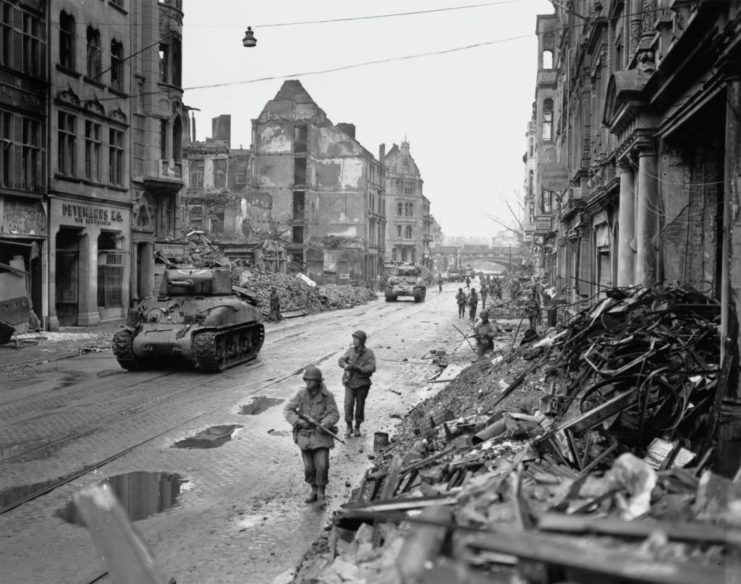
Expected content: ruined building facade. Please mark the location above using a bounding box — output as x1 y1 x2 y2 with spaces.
384 141 431 267
526 0 741 387
251 80 386 285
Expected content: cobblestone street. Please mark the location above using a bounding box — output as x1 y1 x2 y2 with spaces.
0 286 468 584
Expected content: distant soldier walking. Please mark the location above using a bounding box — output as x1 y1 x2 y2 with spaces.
456 288 467 318
468 288 479 322
480 282 489 310
284 366 340 506
269 287 282 321
437 273 443 293
338 330 376 437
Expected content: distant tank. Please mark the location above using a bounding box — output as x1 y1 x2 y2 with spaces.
113 267 264 372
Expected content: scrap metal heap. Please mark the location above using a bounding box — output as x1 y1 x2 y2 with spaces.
295 284 740 584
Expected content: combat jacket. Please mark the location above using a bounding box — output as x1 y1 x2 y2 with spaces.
284 383 340 450
338 346 376 389
474 319 499 341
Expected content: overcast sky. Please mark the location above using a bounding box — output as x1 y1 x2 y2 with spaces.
182 0 554 239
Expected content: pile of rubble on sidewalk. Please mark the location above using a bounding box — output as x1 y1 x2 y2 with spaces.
184 232 376 320
294 284 740 584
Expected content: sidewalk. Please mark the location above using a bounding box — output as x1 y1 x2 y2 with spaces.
0 320 124 371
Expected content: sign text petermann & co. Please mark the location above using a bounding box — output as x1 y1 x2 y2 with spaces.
62 203 124 227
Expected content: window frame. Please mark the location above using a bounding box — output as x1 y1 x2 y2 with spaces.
58 111 77 176
59 10 75 70
86 25 101 79
109 128 124 185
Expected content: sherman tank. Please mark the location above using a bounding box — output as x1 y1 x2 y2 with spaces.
112 267 264 372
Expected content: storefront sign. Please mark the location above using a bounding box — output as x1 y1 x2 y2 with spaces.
62 203 125 227
534 216 553 233
1 197 47 235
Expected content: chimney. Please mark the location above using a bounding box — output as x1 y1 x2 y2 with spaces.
379 143 385 163
212 114 231 147
336 123 356 140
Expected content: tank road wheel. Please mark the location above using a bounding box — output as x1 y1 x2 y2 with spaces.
112 328 142 371
193 331 226 372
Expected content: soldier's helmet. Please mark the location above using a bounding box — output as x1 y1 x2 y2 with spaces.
303 365 323 381
352 330 367 343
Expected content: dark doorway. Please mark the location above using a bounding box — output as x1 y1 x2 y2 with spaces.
55 228 81 326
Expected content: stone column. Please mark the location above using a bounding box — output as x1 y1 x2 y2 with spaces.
617 161 635 286
635 146 659 285
77 229 101 326
723 76 741 388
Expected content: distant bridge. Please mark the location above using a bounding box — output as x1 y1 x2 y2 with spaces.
430 246 529 270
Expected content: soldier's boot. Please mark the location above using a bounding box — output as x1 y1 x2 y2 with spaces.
345 424 353 438
354 423 362 437
304 485 318 504
315 485 327 507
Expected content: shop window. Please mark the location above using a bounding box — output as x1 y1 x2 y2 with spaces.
294 157 306 185
1 110 12 187
110 39 123 91
21 117 41 191
86 26 101 78
294 125 307 153
59 11 75 70
58 111 77 176
109 129 124 185
98 232 123 308
85 120 102 181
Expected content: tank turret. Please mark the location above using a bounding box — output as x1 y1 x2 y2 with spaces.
112 267 264 372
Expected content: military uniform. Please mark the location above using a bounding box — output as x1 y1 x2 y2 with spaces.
284 368 340 505
338 330 376 437
474 313 500 357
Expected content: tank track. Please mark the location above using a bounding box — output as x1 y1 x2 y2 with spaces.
112 328 143 371
192 323 265 372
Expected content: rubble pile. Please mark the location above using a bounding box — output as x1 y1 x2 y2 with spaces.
294 285 739 584
185 232 231 267
236 271 375 320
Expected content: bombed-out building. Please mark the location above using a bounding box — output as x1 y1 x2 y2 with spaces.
250 80 386 285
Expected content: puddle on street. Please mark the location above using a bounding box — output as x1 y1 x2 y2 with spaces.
240 396 283 415
56 471 189 525
172 425 243 449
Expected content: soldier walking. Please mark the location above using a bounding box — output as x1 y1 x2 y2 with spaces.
480 282 489 310
468 288 479 322
456 288 467 318
338 330 376 437
284 366 340 507
269 287 282 321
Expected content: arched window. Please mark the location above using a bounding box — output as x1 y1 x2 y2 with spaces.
542 50 553 69
397 202 403 216
542 98 553 141
59 11 75 70
405 225 412 239
86 26 101 78
396 225 402 237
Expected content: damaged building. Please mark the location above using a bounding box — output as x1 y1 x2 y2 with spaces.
250 80 386 285
384 141 433 269
525 0 741 388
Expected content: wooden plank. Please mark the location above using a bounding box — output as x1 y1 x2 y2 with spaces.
538 513 741 547
73 483 170 584
466 531 726 584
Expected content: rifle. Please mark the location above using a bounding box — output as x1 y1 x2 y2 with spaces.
292 408 346 444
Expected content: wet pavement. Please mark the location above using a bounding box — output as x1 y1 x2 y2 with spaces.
0 284 474 584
